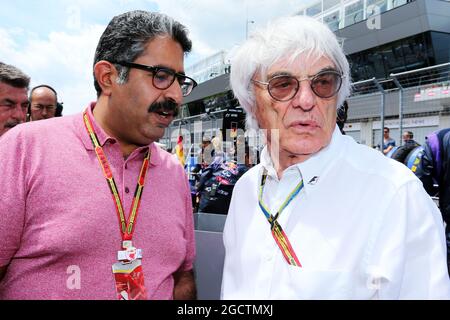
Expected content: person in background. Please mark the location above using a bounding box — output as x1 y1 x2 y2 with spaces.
416 128 450 276
187 136 213 211
382 127 396 155
221 15 450 299
402 130 419 147
336 100 348 135
391 130 420 164
0 10 198 300
196 142 251 214
0 62 30 137
175 134 185 166
28 85 62 121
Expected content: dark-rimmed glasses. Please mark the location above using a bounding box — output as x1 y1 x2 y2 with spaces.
111 61 198 97
252 70 344 101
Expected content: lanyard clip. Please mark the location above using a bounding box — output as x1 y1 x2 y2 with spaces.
118 241 142 262
269 217 276 230
118 247 142 262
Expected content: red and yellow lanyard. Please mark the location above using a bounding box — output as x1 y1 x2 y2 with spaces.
83 110 150 243
258 168 303 267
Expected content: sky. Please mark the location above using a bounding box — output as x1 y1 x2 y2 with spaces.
0 0 313 116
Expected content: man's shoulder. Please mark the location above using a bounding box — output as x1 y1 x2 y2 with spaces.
10 114 77 135
153 145 186 174
387 138 396 146
342 136 417 186
233 164 261 189
0 114 80 148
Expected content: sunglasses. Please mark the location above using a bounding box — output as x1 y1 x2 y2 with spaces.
252 69 344 101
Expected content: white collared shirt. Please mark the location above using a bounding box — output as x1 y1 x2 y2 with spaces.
221 126 450 299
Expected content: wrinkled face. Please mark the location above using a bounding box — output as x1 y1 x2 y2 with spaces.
0 82 28 137
109 36 185 146
30 87 57 121
253 55 339 157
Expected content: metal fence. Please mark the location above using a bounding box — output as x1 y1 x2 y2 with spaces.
346 62 450 147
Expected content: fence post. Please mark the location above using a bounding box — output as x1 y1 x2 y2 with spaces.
373 79 386 153
391 76 404 146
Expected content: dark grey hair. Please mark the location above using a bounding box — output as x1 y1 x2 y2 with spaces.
93 10 192 97
0 62 30 89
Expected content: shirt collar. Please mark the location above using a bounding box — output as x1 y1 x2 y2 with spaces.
78 102 114 150
77 102 160 166
260 125 345 192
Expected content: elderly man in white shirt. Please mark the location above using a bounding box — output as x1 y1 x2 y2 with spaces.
221 15 450 300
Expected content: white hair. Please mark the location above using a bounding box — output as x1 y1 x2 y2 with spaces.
230 15 351 130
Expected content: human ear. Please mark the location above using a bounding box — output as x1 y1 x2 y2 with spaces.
94 61 115 97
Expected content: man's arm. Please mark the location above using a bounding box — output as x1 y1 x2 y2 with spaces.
0 265 8 282
173 269 197 300
372 181 450 298
383 145 393 155
0 130 28 284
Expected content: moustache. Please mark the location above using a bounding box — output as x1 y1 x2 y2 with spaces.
148 100 179 118
4 120 20 129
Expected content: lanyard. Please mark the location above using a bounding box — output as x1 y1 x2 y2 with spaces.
258 168 303 267
83 110 150 242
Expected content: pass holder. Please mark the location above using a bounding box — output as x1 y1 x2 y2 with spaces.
112 241 148 300
117 241 142 262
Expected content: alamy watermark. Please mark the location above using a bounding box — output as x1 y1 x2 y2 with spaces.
66 5 81 30
366 5 382 30
169 122 281 167
66 265 81 290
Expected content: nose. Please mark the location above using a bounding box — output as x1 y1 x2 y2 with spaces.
11 104 26 122
291 81 315 111
164 80 183 106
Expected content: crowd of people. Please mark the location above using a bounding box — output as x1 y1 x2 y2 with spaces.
183 135 256 214
0 10 449 300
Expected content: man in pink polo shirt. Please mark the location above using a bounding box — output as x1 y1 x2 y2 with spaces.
0 11 198 300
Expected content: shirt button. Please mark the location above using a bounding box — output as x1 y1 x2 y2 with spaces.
125 187 130 194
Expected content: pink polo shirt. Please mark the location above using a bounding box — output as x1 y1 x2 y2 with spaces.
0 103 195 300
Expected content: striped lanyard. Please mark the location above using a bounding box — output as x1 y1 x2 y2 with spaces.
258 168 303 267
83 110 150 243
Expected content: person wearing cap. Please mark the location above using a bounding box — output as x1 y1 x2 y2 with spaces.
221 15 450 299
